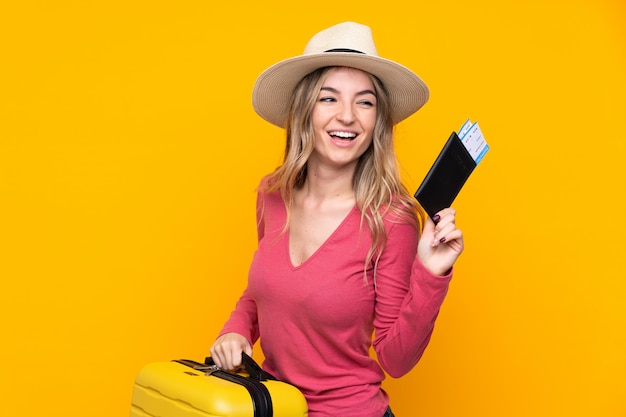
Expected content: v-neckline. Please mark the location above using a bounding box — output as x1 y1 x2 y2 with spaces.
286 205 357 270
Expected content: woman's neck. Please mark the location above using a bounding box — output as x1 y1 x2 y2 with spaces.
298 163 356 204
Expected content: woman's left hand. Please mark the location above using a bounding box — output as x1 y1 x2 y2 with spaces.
418 208 464 276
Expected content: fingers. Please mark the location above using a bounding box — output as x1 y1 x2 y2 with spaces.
210 333 252 371
431 208 462 248
418 208 465 275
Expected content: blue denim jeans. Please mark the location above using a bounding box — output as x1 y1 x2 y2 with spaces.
383 407 395 417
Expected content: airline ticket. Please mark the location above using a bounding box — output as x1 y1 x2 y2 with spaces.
458 119 489 164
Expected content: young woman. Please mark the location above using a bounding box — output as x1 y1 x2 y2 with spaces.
210 22 464 417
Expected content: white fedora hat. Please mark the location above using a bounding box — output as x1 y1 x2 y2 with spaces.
252 21 429 128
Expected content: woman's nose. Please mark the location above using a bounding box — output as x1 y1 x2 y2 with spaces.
336 103 355 124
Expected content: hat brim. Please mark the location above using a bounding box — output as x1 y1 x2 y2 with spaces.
252 52 429 128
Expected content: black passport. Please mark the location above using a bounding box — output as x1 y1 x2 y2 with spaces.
414 132 477 220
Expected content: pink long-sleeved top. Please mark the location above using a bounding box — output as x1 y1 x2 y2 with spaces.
219 178 452 417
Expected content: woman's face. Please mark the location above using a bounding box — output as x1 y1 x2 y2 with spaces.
309 67 376 171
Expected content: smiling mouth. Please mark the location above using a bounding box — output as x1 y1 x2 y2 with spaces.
328 131 357 140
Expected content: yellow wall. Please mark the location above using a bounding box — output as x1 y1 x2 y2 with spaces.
1 1 624 416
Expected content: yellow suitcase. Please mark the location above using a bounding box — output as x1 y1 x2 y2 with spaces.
130 353 308 417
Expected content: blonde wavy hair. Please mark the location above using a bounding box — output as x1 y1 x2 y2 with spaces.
265 66 425 276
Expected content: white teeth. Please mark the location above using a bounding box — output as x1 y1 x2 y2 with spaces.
329 131 357 139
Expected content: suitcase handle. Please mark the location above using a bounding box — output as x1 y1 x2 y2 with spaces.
204 352 277 382
241 352 277 382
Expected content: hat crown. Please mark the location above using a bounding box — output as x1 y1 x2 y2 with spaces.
303 22 379 56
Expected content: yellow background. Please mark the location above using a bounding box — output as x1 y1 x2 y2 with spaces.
1 1 624 416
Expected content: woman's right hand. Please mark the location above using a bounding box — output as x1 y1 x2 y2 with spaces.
209 332 253 371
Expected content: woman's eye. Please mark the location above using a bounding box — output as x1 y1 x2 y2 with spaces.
319 97 336 102
359 100 375 107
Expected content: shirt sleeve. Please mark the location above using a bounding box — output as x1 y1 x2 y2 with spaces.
216 186 266 344
217 287 260 345
372 219 453 378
